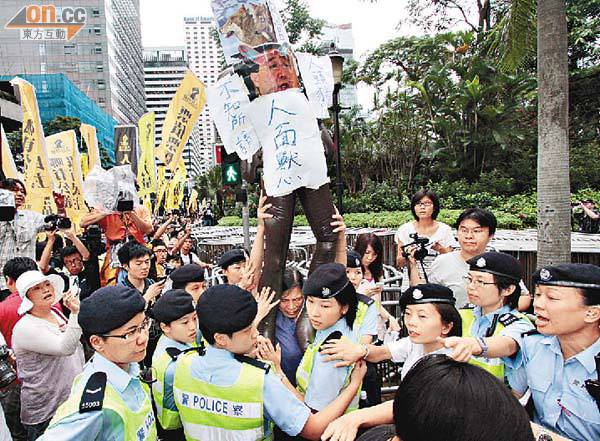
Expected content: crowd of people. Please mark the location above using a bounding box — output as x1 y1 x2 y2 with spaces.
0 178 598 441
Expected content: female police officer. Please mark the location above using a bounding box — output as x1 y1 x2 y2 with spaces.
39 285 157 440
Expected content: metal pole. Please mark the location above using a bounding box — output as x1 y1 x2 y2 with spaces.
333 83 343 214
241 181 250 251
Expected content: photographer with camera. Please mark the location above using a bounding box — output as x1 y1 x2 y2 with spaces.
171 224 212 268
408 208 496 308
572 199 600 234
79 203 152 287
0 179 66 292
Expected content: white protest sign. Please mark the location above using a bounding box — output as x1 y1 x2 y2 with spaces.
248 89 328 197
296 53 334 118
207 74 261 161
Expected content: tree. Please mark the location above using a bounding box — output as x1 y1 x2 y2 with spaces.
193 165 224 217
536 0 571 266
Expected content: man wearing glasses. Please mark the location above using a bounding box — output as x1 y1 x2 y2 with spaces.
39 285 157 440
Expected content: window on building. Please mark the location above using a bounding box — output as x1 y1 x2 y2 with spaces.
40 62 46 73
64 44 75 54
96 62 104 72
39 44 46 55
95 45 103 54
41 81 48 92
91 8 100 17
94 25 101 35
97 79 106 90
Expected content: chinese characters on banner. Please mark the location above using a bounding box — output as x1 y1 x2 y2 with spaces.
248 89 328 197
45 130 87 227
207 74 261 161
80 123 101 171
1 124 20 179
295 53 334 119
156 166 167 213
114 125 138 174
10 77 55 214
155 71 206 172
137 112 156 197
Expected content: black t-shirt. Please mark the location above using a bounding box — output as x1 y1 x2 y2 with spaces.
356 425 396 441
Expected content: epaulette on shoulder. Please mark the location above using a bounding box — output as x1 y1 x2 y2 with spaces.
498 313 520 327
356 293 375 306
79 371 107 414
460 303 475 310
521 329 540 338
167 345 206 361
234 354 270 373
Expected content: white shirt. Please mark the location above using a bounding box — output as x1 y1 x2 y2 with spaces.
387 337 451 379
428 251 469 308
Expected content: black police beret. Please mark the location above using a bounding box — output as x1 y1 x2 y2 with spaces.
170 264 205 286
196 284 257 334
303 263 355 299
533 263 600 290
467 252 521 282
400 284 456 308
79 285 146 335
347 250 362 269
218 249 247 269
152 289 195 324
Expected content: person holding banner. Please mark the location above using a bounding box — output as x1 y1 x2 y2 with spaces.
0 179 66 291
80 205 152 286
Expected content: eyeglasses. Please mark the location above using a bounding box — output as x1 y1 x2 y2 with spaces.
416 201 433 207
101 317 150 341
154 249 167 254
64 258 82 266
463 275 497 288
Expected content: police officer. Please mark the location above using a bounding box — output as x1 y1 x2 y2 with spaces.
501 263 600 441
151 289 197 440
170 264 206 303
173 284 366 441
218 249 248 286
39 286 156 440
438 251 533 383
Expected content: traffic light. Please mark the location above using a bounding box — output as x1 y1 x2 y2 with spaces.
221 151 241 187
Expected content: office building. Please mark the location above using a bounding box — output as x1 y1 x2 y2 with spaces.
0 0 146 125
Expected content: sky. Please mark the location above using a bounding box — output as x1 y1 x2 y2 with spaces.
140 0 409 109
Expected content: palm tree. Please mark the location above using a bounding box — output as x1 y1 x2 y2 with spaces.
193 165 224 217
536 0 571 266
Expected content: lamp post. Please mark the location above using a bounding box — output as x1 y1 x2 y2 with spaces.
329 45 345 214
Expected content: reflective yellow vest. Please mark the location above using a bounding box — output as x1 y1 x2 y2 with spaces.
460 308 531 379
152 336 183 430
296 334 361 413
49 370 157 441
173 351 272 441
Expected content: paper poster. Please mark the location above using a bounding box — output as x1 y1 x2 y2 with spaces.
295 53 334 118
207 73 261 161
248 89 328 197
211 0 287 64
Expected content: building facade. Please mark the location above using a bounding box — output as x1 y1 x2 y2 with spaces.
143 46 203 179
183 16 223 174
0 0 145 125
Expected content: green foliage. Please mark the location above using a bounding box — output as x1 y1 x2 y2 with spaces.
281 0 325 47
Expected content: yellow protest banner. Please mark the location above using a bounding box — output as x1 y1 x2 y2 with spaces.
175 169 186 208
156 166 167 211
45 130 87 227
80 123 100 171
10 77 55 214
137 112 156 197
80 152 89 179
188 189 198 212
155 71 205 172
164 179 176 211
1 124 19 179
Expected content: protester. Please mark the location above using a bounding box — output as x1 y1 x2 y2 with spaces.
11 271 83 440
174 283 366 440
39 285 156 440
150 239 168 278
395 189 457 276
436 252 534 386
171 226 211 267
151 289 197 440
201 202 215 226
0 179 65 291
322 355 534 441
165 253 183 270
408 207 497 307
321 284 462 380
117 241 164 304
79 203 153 286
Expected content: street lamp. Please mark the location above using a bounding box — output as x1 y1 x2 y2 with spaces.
329 44 345 214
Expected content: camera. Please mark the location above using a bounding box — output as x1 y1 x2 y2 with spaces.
0 189 16 222
169 209 180 217
402 233 430 261
81 224 105 256
0 344 17 388
44 214 72 231
116 191 134 212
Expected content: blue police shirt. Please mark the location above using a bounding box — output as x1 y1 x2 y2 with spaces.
186 345 310 437
303 317 357 411
153 335 191 413
504 334 600 441
38 353 151 441
358 301 378 339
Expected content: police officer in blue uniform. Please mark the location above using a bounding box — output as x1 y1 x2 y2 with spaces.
39 285 157 441
173 283 366 441
501 263 600 441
